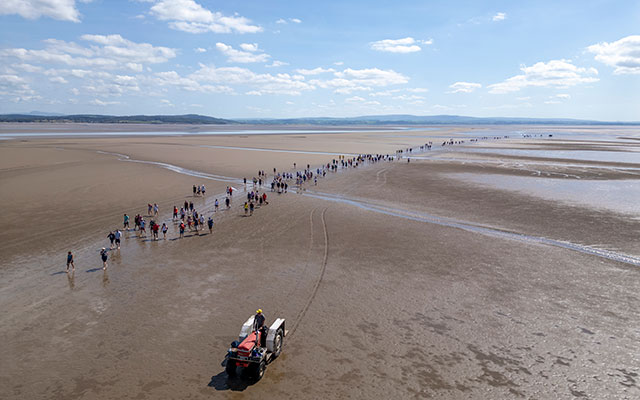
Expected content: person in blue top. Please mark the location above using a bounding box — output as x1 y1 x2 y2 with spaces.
66 251 75 273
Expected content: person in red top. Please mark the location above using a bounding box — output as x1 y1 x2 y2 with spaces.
152 222 159 240
173 206 178 220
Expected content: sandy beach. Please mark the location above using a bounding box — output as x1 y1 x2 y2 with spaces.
1 125 639 399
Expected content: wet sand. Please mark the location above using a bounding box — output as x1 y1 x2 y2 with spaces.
1 125 639 399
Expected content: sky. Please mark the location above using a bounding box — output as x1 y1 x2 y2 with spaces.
0 0 639 121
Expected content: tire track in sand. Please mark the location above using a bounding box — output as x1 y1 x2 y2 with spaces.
289 207 329 336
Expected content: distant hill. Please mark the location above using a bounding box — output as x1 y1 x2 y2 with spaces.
0 114 234 124
1 113 637 125
238 114 639 125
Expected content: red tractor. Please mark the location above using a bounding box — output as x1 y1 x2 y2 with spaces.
225 315 286 380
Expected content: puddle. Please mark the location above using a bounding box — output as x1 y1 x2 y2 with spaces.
449 173 640 216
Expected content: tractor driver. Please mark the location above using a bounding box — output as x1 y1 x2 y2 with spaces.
254 309 267 347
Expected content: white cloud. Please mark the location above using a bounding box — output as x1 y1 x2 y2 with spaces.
154 70 235 94
12 63 43 73
245 90 262 96
370 37 432 53
369 89 399 97
310 68 409 94
150 0 262 34
160 99 174 107
49 76 68 84
90 99 119 106
345 96 365 103
0 0 85 22
239 43 258 52
334 68 408 86
492 12 506 22
553 93 571 99
488 59 598 94
215 42 270 63
266 61 288 68
184 64 315 95
333 61 344 66
194 47 207 53
448 81 482 93
588 35 640 75
0 34 176 70
295 67 335 75
0 74 40 102
276 17 302 24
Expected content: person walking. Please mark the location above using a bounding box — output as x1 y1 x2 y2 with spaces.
161 223 168 240
100 248 108 270
152 222 159 240
139 218 146 237
123 214 130 230
114 229 122 249
214 199 219 212
207 217 214 233
179 221 185 238
107 231 115 249
66 251 75 273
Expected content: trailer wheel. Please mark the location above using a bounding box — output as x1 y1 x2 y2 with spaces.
225 358 236 376
272 328 284 358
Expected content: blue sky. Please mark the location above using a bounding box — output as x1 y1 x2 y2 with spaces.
1 0 639 120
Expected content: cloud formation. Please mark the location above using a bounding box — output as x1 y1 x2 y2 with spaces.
150 0 262 34
215 42 270 63
488 59 598 94
0 34 176 70
588 35 640 75
0 0 88 22
492 12 506 22
448 82 482 93
370 37 432 53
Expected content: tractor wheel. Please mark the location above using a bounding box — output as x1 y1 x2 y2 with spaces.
254 360 266 381
272 328 284 358
225 358 236 376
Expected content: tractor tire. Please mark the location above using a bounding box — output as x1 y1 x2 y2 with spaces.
272 328 284 358
254 360 266 381
225 358 236 376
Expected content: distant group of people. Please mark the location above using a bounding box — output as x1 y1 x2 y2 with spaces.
193 184 206 196
66 134 517 275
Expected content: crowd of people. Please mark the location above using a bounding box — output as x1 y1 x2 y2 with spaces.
64 134 515 274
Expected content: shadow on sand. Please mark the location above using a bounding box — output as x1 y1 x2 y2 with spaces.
208 372 256 392
207 359 257 392
85 267 103 273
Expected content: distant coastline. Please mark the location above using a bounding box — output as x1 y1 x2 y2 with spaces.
1 113 638 126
